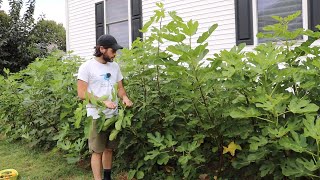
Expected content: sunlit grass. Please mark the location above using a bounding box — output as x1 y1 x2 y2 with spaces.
0 138 92 180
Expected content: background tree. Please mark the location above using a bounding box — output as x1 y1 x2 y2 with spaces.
30 19 66 56
0 0 36 73
0 0 66 74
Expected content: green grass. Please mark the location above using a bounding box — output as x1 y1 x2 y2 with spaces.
0 138 93 180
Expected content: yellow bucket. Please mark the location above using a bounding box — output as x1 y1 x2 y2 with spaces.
0 169 18 180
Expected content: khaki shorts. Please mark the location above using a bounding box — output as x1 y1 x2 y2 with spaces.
89 120 118 153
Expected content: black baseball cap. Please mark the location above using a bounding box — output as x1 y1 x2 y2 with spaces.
97 34 123 51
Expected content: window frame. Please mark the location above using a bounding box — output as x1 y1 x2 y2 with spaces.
250 0 308 46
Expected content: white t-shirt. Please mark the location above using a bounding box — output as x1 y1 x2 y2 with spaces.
77 59 123 119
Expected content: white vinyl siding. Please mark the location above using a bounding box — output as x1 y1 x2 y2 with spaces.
66 0 96 60
66 0 319 59
142 0 236 55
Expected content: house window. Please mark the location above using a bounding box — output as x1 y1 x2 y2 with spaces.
105 0 129 48
234 0 320 45
257 0 303 43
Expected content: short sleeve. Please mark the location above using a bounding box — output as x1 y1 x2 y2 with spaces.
116 64 123 82
77 62 89 83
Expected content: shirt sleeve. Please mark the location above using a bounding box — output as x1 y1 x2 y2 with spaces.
77 62 89 83
116 64 123 82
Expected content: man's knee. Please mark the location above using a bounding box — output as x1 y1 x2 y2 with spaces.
92 151 103 157
104 148 113 153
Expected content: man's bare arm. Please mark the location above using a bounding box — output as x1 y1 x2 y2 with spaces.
77 80 117 109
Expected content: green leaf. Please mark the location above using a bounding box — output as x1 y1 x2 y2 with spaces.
271 15 283 22
284 11 301 22
288 98 319 114
259 161 275 177
157 153 170 165
247 150 267 162
109 129 119 141
147 132 164 148
168 11 183 22
212 147 218 153
156 2 164 8
178 154 192 165
84 118 93 139
162 33 186 42
266 120 300 138
136 171 144 179
115 118 122 131
248 136 268 151
115 109 124 130
127 170 136 180
182 20 198 36
144 150 160 161
197 24 218 43
57 140 71 150
167 45 185 55
176 142 188 152
303 115 320 140
102 116 117 131
279 131 308 153
193 155 205 164
74 103 83 128
230 106 261 118
281 159 309 177
164 134 177 147
141 16 155 33
296 158 319 172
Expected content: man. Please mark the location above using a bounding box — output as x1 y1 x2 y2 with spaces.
77 34 133 180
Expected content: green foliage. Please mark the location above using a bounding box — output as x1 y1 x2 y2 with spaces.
0 52 88 162
0 0 66 74
112 7 320 179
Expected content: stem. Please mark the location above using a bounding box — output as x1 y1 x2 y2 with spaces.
156 17 163 94
277 111 290 117
255 116 274 123
307 173 320 178
305 150 317 159
195 76 213 122
270 83 278 96
192 100 203 122
218 135 224 175
142 76 147 122
156 65 160 92
317 140 320 159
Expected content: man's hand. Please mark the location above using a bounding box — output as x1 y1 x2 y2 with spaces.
103 100 117 109
122 96 133 107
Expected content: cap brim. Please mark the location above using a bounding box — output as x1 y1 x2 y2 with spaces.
112 44 123 51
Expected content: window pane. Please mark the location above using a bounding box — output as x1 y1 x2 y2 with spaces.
107 21 129 48
257 0 302 43
106 0 128 23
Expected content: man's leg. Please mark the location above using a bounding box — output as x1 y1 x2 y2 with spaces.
91 152 103 180
102 148 113 168
89 120 107 180
102 148 113 180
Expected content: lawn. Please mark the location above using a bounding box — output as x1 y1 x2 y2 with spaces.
0 138 93 180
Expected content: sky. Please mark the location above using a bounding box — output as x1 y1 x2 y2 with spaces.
1 0 66 27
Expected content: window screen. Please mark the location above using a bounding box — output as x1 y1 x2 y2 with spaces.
257 0 303 43
105 0 129 47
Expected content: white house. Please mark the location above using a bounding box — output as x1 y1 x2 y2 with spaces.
65 0 320 59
